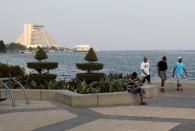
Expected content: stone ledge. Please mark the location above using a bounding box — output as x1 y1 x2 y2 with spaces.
0 89 59 101
55 90 98 107
1 85 159 107
56 85 160 107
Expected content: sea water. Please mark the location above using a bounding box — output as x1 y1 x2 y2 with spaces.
0 50 195 80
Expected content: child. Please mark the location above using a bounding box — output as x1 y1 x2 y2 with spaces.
127 72 146 105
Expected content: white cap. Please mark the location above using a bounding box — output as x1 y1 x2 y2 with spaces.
178 56 182 60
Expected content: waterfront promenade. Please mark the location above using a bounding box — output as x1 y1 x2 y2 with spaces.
0 81 195 131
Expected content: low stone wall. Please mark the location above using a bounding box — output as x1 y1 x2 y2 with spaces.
1 85 159 107
55 85 160 107
0 89 57 101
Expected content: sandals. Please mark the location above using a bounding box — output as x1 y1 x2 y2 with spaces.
140 102 147 105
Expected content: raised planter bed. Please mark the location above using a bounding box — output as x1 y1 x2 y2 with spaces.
56 85 160 107
2 85 160 107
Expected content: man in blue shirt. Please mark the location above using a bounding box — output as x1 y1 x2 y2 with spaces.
172 57 188 91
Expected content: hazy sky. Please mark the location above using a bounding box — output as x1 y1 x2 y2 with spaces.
0 0 195 50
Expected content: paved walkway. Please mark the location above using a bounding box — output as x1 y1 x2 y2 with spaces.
1 81 195 131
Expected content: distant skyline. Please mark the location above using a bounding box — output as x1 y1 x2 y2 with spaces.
0 0 195 50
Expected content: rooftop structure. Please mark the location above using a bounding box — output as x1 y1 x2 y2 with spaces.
16 24 58 48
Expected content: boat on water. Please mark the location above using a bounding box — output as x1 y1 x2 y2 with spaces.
22 50 35 54
73 45 90 52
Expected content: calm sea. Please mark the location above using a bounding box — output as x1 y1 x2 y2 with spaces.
1 50 195 80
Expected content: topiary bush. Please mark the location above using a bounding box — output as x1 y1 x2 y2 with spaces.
29 74 57 82
76 63 103 71
27 48 58 83
76 48 105 83
76 73 105 82
27 62 58 73
34 48 48 61
0 63 24 78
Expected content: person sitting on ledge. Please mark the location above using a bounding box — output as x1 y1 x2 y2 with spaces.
127 72 146 105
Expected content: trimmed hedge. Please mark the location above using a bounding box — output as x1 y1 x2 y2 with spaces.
27 62 58 72
0 63 24 78
76 73 105 82
27 48 58 82
84 48 97 62
76 48 105 83
34 48 48 61
76 63 103 71
29 74 57 82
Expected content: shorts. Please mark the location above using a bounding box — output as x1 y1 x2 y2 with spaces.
142 75 150 83
176 75 183 84
159 71 167 80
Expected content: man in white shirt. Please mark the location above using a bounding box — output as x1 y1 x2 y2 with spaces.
141 57 151 84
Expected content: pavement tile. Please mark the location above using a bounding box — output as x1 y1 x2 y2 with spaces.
68 119 180 131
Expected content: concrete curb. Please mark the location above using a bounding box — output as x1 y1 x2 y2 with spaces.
55 85 160 107
2 85 159 107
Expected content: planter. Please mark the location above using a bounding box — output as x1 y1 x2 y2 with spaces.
2 85 160 107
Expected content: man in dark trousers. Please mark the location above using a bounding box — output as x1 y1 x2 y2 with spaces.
157 56 168 92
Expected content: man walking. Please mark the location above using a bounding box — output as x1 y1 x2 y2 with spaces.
141 57 151 84
157 56 167 92
172 57 188 91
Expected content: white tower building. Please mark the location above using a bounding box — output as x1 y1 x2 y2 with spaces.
16 24 58 48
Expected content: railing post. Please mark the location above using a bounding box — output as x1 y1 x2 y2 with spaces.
12 79 29 105
0 82 15 107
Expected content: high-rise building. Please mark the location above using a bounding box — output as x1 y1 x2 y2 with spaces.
16 24 58 48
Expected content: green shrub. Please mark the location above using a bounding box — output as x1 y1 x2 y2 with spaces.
0 63 24 78
34 48 48 61
123 73 132 79
99 78 115 93
76 81 100 94
76 73 105 82
76 63 103 71
14 75 69 90
27 62 58 73
107 72 123 79
84 48 98 62
14 71 128 93
76 48 105 82
99 78 126 93
27 48 58 83
29 74 57 82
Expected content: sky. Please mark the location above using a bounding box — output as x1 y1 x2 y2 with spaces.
0 0 195 50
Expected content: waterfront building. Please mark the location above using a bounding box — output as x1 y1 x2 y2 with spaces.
16 24 58 48
73 45 90 52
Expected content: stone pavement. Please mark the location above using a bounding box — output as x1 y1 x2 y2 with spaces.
0 81 195 131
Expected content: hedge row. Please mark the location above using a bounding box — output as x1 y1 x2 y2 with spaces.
0 63 24 78
76 73 105 82
29 74 57 82
27 62 58 73
76 63 103 71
